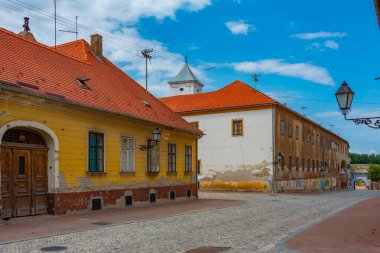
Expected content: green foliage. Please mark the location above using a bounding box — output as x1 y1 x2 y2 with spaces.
349 153 380 164
368 164 380 182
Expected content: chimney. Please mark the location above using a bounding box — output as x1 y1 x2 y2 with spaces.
91 34 103 58
18 17 36 41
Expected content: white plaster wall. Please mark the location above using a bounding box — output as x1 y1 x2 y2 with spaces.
170 83 202 96
184 109 274 179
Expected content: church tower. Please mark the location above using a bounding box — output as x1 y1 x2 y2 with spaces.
168 61 204 96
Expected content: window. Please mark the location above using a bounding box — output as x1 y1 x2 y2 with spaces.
302 127 305 141
281 155 285 170
307 131 310 143
312 160 315 171
307 159 310 171
317 134 319 145
232 119 243 136
312 133 315 144
185 145 192 172
295 126 299 140
280 120 285 136
147 140 160 172
121 137 134 172
168 143 176 172
288 124 292 138
89 132 104 172
302 158 305 171
289 156 292 171
317 161 319 171
296 157 299 171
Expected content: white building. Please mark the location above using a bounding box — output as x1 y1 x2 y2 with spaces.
161 64 350 192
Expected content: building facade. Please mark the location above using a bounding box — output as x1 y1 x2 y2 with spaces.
161 64 350 192
0 25 201 219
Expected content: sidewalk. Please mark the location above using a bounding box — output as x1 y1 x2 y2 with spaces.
285 195 380 253
0 198 244 244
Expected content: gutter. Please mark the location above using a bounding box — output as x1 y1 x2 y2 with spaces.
0 84 202 137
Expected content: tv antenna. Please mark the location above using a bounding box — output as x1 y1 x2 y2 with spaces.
59 16 78 40
252 74 261 89
141 49 153 91
301 106 307 116
330 124 334 132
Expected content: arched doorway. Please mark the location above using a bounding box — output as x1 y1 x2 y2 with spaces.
1 128 48 218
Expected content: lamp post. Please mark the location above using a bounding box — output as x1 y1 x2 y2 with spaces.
335 81 380 129
140 128 161 151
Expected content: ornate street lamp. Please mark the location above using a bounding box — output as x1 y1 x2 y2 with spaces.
335 81 380 129
140 128 161 151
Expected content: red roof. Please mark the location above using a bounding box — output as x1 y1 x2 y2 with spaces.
160 80 277 113
0 28 201 135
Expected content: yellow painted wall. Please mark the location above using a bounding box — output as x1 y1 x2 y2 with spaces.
0 91 197 191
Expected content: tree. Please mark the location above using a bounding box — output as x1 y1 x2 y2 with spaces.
368 164 380 182
349 153 380 164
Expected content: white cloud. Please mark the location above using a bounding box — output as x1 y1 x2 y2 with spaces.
290 31 346 40
225 20 255 35
0 0 211 97
324 40 339 50
230 59 334 85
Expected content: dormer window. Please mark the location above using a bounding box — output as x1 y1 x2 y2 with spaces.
142 100 151 108
76 77 91 90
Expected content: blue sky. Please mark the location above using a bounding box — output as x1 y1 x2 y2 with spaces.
0 0 379 154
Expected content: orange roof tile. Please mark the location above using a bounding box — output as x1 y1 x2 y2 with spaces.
160 80 277 113
0 28 201 135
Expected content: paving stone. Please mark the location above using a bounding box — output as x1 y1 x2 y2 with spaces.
0 190 379 253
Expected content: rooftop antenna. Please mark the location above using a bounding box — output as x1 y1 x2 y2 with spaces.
330 124 334 132
59 16 78 40
252 74 261 89
185 49 188 64
141 49 153 91
301 106 307 116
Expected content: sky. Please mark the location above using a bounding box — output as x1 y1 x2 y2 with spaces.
0 0 379 154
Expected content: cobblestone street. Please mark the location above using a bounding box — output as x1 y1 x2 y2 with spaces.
1 190 379 253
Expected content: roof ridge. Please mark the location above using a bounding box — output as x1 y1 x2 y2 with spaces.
0 27 91 65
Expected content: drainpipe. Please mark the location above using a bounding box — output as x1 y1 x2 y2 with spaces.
195 135 201 199
271 105 276 193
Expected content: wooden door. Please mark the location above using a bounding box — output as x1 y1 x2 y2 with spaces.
12 149 32 217
1 148 13 218
32 149 48 214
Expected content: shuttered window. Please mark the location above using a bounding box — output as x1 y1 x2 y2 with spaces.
121 137 134 172
89 132 104 172
185 145 192 172
168 143 176 172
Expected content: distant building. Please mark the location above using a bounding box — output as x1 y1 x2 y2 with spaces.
0 22 201 219
161 63 350 192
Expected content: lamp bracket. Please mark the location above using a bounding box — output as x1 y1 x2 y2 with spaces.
344 115 380 129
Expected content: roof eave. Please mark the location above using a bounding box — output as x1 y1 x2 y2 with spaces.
0 85 202 136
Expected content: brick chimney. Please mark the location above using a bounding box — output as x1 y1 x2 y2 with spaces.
91 34 103 58
18 17 36 41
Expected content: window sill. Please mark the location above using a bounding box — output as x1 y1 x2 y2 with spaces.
184 171 193 174
232 135 244 137
120 171 136 175
166 171 177 175
146 171 159 176
86 172 107 175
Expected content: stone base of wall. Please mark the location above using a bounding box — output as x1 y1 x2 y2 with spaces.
47 184 197 215
200 180 270 192
276 177 337 192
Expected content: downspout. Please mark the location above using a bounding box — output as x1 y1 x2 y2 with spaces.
272 105 276 193
195 135 201 199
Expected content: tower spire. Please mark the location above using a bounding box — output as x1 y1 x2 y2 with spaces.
185 50 188 64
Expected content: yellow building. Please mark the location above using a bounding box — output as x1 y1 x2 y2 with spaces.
0 23 201 218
